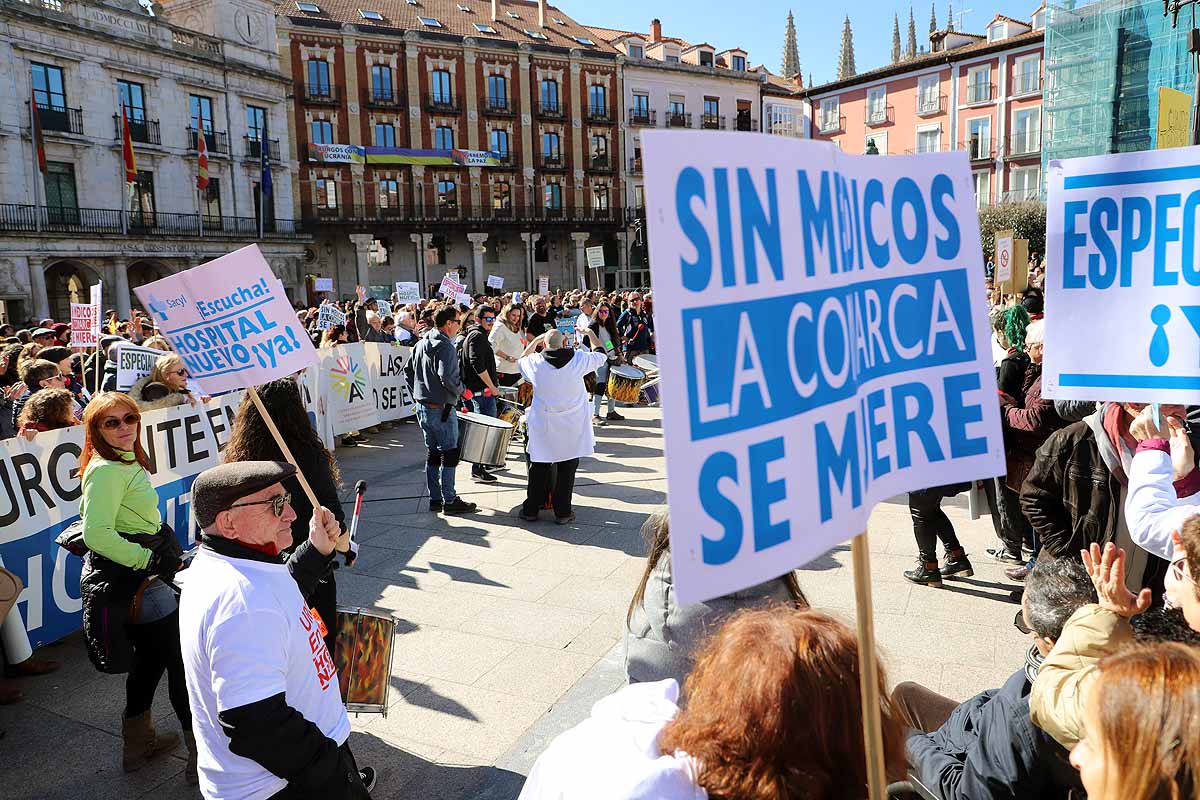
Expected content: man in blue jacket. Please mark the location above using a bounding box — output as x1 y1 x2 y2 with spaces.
894 557 1090 799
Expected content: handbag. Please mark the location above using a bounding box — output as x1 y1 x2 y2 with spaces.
54 520 88 557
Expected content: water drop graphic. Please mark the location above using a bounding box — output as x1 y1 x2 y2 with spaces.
1149 304 1171 367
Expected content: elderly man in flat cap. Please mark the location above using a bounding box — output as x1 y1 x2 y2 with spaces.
179 460 373 800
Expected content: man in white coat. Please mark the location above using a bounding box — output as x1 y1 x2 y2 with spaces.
518 328 606 524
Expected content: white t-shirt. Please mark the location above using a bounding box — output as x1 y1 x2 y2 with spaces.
179 548 350 800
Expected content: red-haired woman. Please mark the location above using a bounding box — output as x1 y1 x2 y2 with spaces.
519 607 906 800
78 392 194 781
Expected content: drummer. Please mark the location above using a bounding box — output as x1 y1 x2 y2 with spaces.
178 461 374 799
517 328 607 524
461 305 501 484
586 303 624 425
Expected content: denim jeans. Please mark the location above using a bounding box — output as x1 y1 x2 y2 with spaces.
416 404 459 503
469 395 497 476
592 362 615 416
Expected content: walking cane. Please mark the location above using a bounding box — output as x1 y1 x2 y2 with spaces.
344 480 366 567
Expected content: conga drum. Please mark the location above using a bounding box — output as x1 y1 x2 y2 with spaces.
607 365 646 404
334 607 397 715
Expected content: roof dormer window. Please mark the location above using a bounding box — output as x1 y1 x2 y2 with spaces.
574 36 595 46
296 2 321 12
418 15 442 27
525 29 549 40
358 8 382 20
457 3 471 11
988 22 1005 41
553 17 566 25
474 21 497 33
507 10 520 18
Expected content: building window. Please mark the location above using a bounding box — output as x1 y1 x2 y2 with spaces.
588 84 606 115
967 65 992 104
819 97 840 132
311 120 333 144
117 80 145 122
371 65 393 100
917 74 940 114
967 117 991 159
492 182 511 209
628 43 644 58
591 133 607 167
434 126 454 149
593 185 609 210
378 178 399 209
1014 55 1040 96
864 132 887 154
916 125 941 153
189 94 214 134
31 62 66 110
1011 108 1040 154
307 59 332 94
668 98 685 118
866 87 887 124
731 54 746 71
699 50 713 67
374 123 396 147
972 171 991 208
540 78 559 111
487 74 507 108
490 128 509 158
247 105 266 142
665 52 680 63
431 70 452 104
202 177 222 220
315 178 337 209
633 93 649 116
543 182 562 209
769 104 795 136
542 131 560 159
132 170 156 220
1009 166 1040 201
44 161 78 214
437 179 457 208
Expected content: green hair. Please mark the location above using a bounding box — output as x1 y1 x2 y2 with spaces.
1004 305 1031 352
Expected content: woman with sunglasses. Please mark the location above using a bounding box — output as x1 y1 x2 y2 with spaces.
490 303 526 388
587 304 624 424
221 378 347 656
130 353 196 411
78 392 194 781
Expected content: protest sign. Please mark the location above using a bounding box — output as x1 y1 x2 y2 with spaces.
642 132 1004 606
115 342 167 390
314 277 334 292
995 232 1013 284
555 317 577 347
70 303 100 349
439 273 466 298
318 343 416 435
370 285 391 301
316 303 346 331
487 274 504 289
454 292 472 307
1157 88 1191 150
537 276 549 295
585 246 605 270
512 291 522 305
0 393 243 647
395 281 421 302
134 245 318 395
1043 146 1200 403
376 300 393 318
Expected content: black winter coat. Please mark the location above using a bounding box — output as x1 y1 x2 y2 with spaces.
906 666 1081 799
460 324 498 394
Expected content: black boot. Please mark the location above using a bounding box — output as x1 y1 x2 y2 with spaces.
903 559 943 587
941 547 974 579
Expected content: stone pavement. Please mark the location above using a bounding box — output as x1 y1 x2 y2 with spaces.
0 406 1029 800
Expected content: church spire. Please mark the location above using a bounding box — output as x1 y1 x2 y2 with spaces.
781 9 800 79
892 13 902 62
907 6 918 57
837 16 856 79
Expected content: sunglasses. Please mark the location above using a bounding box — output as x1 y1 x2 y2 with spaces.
481 316 496 322
101 413 140 430
1013 609 1034 635
229 492 292 518
599 309 610 314
171 368 189 378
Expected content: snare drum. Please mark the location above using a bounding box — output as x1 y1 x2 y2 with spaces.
334 607 397 715
607 365 646 404
639 379 660 406
497 397 523 426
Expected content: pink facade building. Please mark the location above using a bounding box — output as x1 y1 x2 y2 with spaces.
804 6 1047 208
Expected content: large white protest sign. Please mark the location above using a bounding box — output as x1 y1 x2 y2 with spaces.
537 276 549 295
1044 147 1200 403
0 394 243 647
318 343 416 435
643 132 1004 604
314 277 334 292
487 274 504 290
395 281 421 302
586 246 605 270
135 245 318 394
316 303 346 331
439 274 466 299
376 299 393 318
70 303 100 348
454 292 472 307
115 342 167 390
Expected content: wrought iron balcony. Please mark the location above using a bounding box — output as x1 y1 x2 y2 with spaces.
1005 132 1041 157
304 84 339 104
700 113 724 130
364 88 404 109
425 93 459 114
537 100 564 118
628 107 656 126
865 106 894 127
245 136 282 161
35 103 83 135
483 96 514 115
188 128 229 154
587 104 611 122
113 115 161 145
0 203 303 238
666 111 691 128
916 95 946 117
966 82 995 105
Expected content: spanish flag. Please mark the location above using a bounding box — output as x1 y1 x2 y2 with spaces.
196 126 209 191
120 103 137 183
30 89 46 173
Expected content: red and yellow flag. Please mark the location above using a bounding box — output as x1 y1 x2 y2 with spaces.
30 89 46 173
196 128 210 191
120 104 137 183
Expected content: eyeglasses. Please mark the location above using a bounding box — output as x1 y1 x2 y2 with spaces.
599 309 610 315
481 316 496 322
1171 557 1199 589
229 492 292 518
101 413 140 430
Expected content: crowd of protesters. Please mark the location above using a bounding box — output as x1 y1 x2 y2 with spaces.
5 261 1200 800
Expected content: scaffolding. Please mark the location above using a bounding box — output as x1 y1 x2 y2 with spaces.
1042 0 1194 177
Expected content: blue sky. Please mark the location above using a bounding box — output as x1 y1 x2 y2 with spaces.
586 1 1044 86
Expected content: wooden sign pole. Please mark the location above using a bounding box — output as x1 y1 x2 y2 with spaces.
246 384 349 553
851 532 888 800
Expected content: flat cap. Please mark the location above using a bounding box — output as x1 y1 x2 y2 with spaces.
32 328 54 337
193 460 296 529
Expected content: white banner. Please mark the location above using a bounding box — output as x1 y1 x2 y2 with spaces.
1044 146 1200 403
115 342 166 391
316 304 346 331
643 132 1004 604
318 343 416 435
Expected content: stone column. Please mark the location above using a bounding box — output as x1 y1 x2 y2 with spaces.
520 231 540 291
349 233 374 289
570 231 589 290
569 58 584 212
463 46 480 150
112 257 132 318
27 256 49 321
410 232 433 290
466 232 488 292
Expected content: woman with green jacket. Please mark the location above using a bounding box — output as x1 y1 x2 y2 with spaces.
78 392 194 782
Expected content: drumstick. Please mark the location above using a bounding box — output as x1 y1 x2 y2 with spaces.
343 480 366 567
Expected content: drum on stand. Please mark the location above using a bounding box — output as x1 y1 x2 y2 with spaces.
497 397 523 426
639 379 661 406
334 607 397 715
458 410 515 467
607 365 646 404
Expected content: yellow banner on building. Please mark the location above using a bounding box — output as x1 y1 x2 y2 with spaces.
1156 87 1192 149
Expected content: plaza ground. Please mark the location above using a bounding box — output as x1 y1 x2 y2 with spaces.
0 406 1028 799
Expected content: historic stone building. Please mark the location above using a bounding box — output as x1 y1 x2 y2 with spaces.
0 0 307 323
278 0 625 295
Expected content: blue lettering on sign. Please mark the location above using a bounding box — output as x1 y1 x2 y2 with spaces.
682 268 976 441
